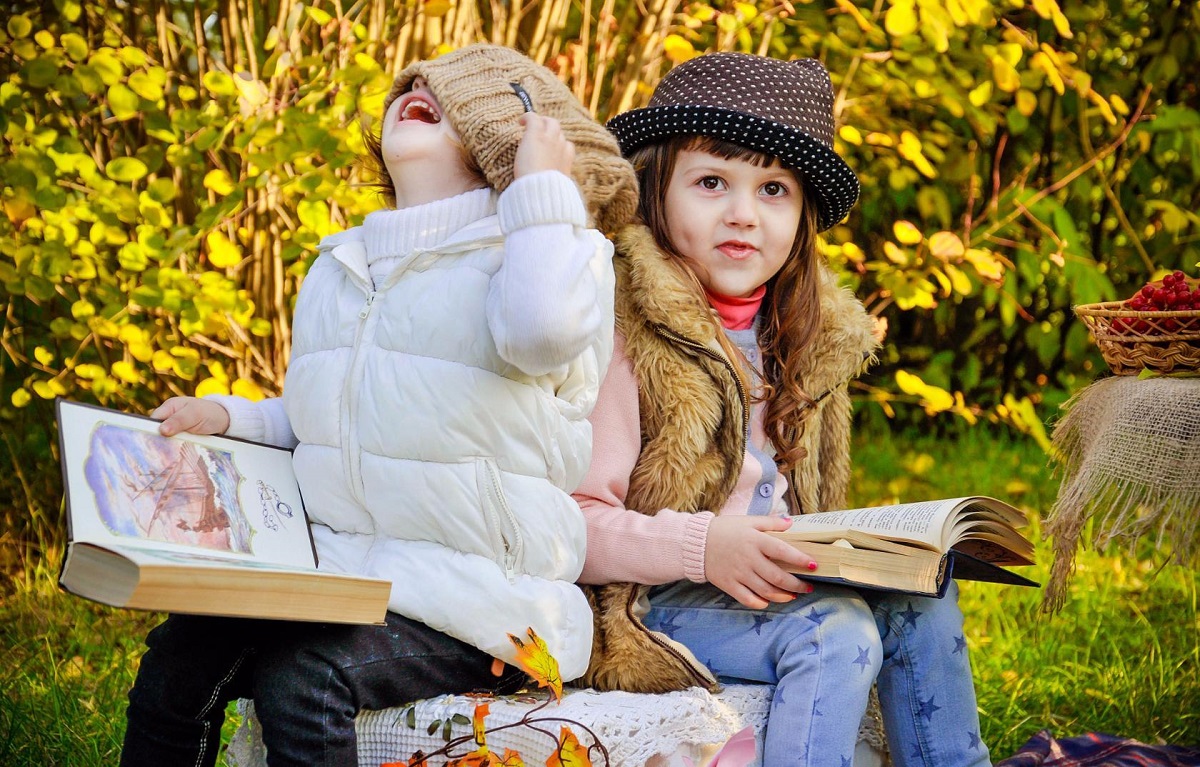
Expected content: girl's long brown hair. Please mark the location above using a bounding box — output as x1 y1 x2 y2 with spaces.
630 135 822 472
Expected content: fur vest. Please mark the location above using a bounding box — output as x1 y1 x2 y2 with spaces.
580 224 880 693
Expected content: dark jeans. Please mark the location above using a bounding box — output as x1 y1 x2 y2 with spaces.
120 612 526 767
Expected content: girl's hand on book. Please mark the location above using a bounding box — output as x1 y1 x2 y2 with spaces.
513 113 575 178
705 515 815 609
152 397 231 437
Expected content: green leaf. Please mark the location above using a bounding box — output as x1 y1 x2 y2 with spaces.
7 15 32 38
128 70 163 101
61 32 88 61
107 83 141 119
22 57 59 88
105 157 148 182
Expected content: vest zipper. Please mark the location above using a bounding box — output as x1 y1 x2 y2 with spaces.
623 586 718 690
484 459 523 581
652 325 750 442
342 288 378 508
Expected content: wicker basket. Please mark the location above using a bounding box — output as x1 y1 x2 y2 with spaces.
1075 301 1200 375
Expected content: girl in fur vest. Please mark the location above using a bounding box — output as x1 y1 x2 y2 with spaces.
120 45 637 767
576 52 990 767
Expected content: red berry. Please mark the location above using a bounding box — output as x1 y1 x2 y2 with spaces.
1173 270 1186 282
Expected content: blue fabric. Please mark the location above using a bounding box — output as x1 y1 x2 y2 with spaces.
645 580 990 767
997 731 1200 767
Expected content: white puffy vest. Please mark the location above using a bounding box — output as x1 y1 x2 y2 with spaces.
284 218 613 680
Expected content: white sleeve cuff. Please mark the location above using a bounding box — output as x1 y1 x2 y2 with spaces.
498 171 588 233
206 394 264 442
204 395 297 449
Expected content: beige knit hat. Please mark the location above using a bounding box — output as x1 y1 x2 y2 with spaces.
387 44 638 235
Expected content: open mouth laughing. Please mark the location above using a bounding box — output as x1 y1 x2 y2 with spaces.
396 92 442 124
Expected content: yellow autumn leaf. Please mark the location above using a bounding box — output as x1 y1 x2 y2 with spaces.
968 80 992 107
691 4 716 22
204 169 236 196
11 388 31 407
1030 52 1064 95
547 727 592 767
151 349 176 372
472 702 490 748
991 54 1021 93
662 34 697 64
232 378 265 400
496 750 524 766
918 3 950 52
930 266 952 295
838 125 863 146
1016 89 1038 116
928 231 965 260
895 370 955 413
1088 90 1117 125
964 248 1005 281
75 364 105 380
897 131 936 178
734 2 757 20
893 220 923 245
1110 93 1130 116
1031 0 1071 37
111 360 141 384
884 0 918 36
234 71 269 109
195 377 229 397
34 346 54 366
508 627 562 701
206 230 242 268
865 132 894 147
944 262 974 295
883 241 909 264
424 0 452 17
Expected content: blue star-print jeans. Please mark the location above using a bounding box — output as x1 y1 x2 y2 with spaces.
645 580 990 767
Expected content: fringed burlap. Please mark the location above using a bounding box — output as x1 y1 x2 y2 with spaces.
1043 375 1200 612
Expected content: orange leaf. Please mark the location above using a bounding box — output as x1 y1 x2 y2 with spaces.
546 726 592 767
473 702 491 749
508 628 562 701
449 750 500 767
497 749 526 767
381 762 409 767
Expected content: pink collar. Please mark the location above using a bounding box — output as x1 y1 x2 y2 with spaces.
705 285 766 330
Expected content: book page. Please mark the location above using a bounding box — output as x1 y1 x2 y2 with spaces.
785 499 966 550
57 400 315 569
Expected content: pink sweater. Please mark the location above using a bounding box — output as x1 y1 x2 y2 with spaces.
573 329 792 586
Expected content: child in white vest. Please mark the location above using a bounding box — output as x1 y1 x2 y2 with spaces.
121 44 636 767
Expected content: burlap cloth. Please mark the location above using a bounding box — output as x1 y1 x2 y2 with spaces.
1043 375 1200 611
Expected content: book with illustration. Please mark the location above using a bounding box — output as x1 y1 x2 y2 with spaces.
55 399 391 624
768 496 1038 597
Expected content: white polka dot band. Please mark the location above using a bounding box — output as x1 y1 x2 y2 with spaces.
607 52 859 231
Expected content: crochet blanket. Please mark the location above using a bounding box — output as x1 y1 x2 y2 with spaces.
225 684 889 767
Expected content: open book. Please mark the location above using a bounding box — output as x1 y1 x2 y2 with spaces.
55 399 391 624
767 496 1038 597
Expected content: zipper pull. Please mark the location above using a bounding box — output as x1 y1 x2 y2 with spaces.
359 291 377 319
504 550 517 582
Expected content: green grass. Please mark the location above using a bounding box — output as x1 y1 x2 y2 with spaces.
1 426 1197 765
848 426 1200 754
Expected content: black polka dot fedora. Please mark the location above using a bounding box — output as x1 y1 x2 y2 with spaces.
607 52 860 231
